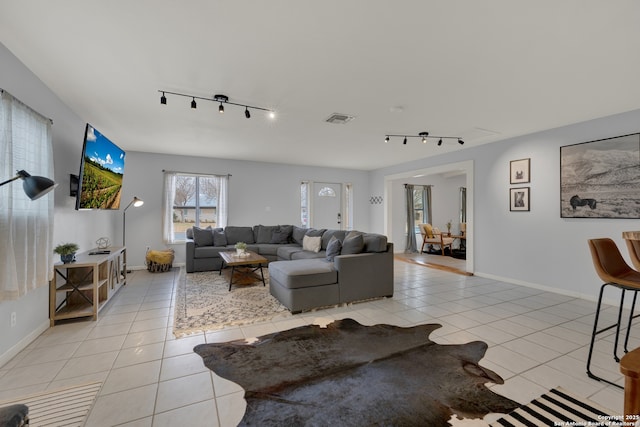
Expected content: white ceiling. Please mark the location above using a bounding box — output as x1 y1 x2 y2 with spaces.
2 1 640 170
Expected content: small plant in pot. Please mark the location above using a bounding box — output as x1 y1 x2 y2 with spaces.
54 242 79 264
235 241 247 256
446 220 452 235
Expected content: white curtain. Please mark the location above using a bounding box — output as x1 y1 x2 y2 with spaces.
214 175 228 228
162 172 177 244
0 90 55 300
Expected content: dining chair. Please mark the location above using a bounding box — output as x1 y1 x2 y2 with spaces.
587 238 640 388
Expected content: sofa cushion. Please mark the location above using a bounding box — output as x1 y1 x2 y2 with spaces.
321 229 347 250
302 235 322 252
277 246 303 260
224 226 255 244
291 250 326 260
325 236 342 262
363 233 388 253
192 226 214 247
269 259 337 289
194 246 227 259
342 231 364 254
292 226 307 245
254 225 278 244
257 243 297 256
213 230 228 246
270 230 290 244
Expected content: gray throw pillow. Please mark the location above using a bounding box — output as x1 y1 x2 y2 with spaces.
325 236 342 262
270 230 290 244
341 232 364 254
292 226 307 245
192 226 214 247
213 230 227 246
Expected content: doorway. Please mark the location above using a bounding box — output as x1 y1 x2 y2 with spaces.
384 160 474 274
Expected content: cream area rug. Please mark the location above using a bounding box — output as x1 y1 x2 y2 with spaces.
0 381 101 427
173 268 291 337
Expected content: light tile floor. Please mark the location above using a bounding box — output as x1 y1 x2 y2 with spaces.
0 258 631 426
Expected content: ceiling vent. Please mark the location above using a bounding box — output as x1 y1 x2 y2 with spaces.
325 113 355 124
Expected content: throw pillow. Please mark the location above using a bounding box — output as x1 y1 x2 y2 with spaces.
270 230 290 244
325 236 342 262
424 224 434 238
341 231 364 254
302 235 322 253
213 230 228 246
292 226 307 245
192 226 214 247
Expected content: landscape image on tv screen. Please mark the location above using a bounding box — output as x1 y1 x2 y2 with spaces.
76 124 126 209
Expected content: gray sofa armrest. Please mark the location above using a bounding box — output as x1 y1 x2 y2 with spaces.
186 238 196 273
334 243 394 303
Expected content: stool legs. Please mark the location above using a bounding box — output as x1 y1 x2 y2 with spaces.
587 282 639 388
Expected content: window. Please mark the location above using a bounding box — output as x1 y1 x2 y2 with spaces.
413 188 425 233
163 172 228 243
0 90 55 300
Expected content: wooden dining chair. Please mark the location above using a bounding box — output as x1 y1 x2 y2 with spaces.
587 238 640 388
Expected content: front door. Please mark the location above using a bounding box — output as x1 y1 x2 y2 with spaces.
312 182 342 229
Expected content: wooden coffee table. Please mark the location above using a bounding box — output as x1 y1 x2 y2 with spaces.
219 250 268 291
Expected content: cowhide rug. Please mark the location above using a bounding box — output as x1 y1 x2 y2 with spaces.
194 318 518 426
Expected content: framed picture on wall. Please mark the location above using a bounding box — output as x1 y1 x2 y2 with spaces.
510 158 530 184
510 187 530 211
560 133 640 218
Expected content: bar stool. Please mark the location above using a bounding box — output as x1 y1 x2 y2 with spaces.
587 238 640 388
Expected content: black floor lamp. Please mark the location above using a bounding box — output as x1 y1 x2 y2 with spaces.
122 196 144 248
0 169 57 200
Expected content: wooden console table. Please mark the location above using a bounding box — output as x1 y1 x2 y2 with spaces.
49 247 126 325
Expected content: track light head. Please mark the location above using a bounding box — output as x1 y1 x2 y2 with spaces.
403 137 407 145
191 98 197 109
385 136 389 143
218 103 224 114
438 138 443 146
160 92 167 105
458 139 464 145
245 107 251 119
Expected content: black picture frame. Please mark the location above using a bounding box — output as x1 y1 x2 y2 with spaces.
510 187 530 211
510 158 530 184
560 133 640 218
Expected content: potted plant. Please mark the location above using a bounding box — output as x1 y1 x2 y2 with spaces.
54 242 79 264
446 220 452 235
235 241 247 256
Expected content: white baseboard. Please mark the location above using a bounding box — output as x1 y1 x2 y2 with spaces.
0 319 50 368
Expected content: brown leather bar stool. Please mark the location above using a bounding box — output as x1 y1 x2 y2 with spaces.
587 238 640 388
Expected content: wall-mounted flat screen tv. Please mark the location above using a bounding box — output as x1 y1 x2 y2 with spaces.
75 124 126 210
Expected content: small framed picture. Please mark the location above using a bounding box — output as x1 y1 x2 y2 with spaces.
510 187 530 211
510 158 530 184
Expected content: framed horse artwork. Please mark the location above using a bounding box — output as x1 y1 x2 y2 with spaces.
560 133 640 218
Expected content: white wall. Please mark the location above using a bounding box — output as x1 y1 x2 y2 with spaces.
0 43 113 362
370 109 640 301
120 152 371 268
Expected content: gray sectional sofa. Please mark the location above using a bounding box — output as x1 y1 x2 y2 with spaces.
185 225 394 313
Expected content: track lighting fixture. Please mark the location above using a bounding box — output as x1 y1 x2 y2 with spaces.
384 130 463 147
158 90 275 119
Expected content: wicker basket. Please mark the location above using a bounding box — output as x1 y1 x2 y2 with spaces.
146 249 175 273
